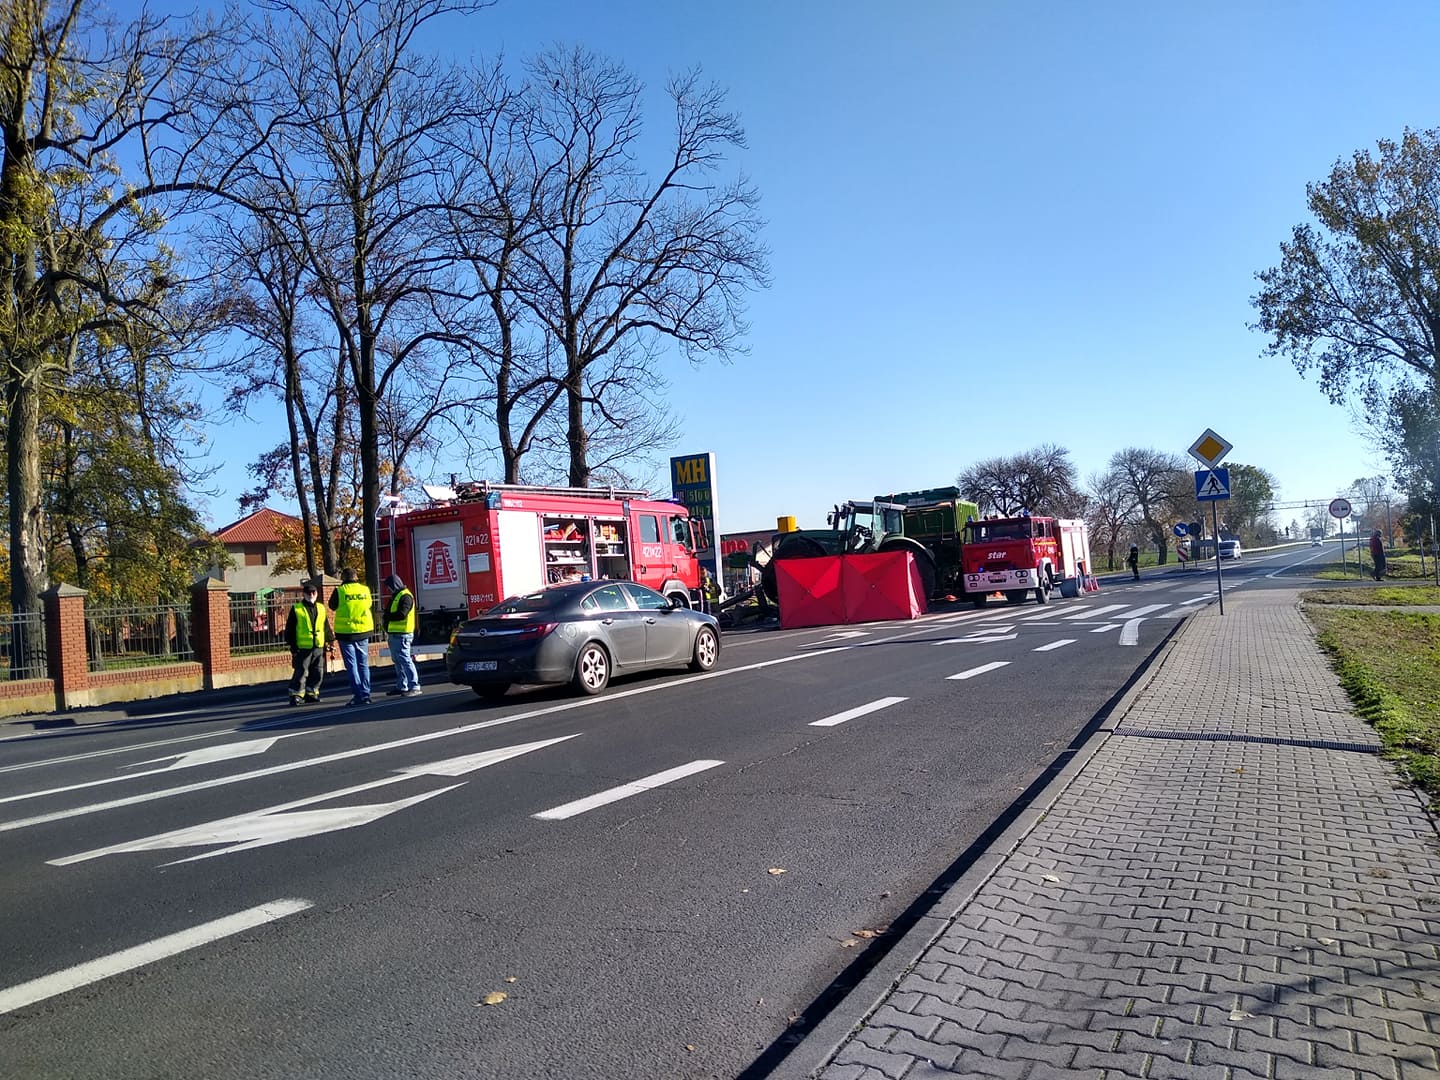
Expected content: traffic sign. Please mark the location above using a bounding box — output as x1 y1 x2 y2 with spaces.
1188 428 1232 468
1329 497 1352 519
1195 467 1230 501
1173 523 1188 537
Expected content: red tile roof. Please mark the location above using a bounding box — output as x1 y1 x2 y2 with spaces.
214 507 301 544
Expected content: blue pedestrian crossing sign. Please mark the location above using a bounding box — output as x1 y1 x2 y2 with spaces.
1195 467 1230 501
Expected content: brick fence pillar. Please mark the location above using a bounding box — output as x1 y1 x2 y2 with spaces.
190 576 232 690
42 582 89 710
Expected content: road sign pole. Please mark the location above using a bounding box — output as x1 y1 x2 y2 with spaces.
1339 516 1346 576
1213 502 1224 615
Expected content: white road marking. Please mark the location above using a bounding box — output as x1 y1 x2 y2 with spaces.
0 898 313 1016
946 661 1012 681
0 729 235 774
1119 619 1144 645
1019 608 1069 621
1122 604 1171 619
933 633 1018 645
51 736 579 866
533 759 724 821
1090 624 1119 633
1180 594 1211 605
1033 639 1076 652
0 645 856 835
0 734 315 809
801 630 870 647
1065 604 1128 621
809 696 908 728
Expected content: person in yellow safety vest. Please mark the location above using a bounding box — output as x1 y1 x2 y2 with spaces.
702 569 722 614
383 574 421 698
329 567 375 706
284 579 331 705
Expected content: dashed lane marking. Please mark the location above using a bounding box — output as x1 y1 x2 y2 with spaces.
532 759 724 821
1064 603 1128 621
809 697 908 728
1033 639 1076 652
0 898 313 1016
946 661 1012 681
1121 604 1172 619
1090 624 1119 633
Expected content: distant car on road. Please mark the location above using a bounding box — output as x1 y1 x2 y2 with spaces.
445 579 720 700
1219 540 1242 560
1311 537 1323 547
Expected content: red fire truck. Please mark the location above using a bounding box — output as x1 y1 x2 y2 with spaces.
961 515 1092 606
378 482 709 642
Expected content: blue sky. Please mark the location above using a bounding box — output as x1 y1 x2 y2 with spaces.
199 1 1433 533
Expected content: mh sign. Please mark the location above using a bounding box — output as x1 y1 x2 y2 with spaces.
670 452 721 585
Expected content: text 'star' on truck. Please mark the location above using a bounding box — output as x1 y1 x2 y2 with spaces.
379 482 709 643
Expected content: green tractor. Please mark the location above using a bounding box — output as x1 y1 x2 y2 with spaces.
758 499 938 606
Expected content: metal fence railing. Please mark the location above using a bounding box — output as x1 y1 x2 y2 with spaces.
0 610 48 681
230 591 294 656
86 604 194 670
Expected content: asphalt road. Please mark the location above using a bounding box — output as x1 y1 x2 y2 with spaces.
0 545 1335 1079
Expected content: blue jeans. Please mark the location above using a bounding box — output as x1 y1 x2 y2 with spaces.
339 636 371 700
389 631 418 691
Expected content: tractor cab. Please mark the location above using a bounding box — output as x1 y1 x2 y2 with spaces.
827 500 906 553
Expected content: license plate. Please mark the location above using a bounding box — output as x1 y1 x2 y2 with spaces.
465 660 498 672
988 574 1007 583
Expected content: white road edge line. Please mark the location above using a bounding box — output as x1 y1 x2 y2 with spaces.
0 898 313 1016
809 697 908 728
1180 595 1211 605
946 661 1012 681
533 759 724 821
1033 639 1076 652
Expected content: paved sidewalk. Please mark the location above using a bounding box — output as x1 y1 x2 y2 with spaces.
786 584 1440 1079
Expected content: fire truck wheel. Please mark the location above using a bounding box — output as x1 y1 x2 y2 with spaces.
689 627 719 672
972 594 988 609
1004 590 1028 604
1035 578 1050 604
667 592 692 609
573 642 611 695
473 683 511 701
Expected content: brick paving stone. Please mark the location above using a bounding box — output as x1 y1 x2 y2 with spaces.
804 586 1440 1080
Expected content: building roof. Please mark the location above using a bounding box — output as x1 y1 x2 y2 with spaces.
214 507 301 545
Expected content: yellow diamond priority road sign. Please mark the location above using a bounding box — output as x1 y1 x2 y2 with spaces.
1188 428 1232 468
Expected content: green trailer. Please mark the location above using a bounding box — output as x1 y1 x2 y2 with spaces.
876 487 982 596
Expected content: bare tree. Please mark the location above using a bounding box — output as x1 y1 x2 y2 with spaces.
1084 468 1137 571
510 46 768 485
958 444 1081 517
1106 447 1188 564
226 0 484 586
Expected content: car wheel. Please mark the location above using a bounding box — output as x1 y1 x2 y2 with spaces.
689 626 719 672
572 642 610 695
473 683 511 701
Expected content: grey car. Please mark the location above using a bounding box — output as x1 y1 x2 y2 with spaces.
445 580 721 700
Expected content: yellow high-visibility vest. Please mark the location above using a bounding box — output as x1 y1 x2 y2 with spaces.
293 602 325 649
333 583 375 635
386 589 417 634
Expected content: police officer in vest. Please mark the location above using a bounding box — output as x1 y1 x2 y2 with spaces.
329 567 375 705
284 578 330 705
383 574 421 697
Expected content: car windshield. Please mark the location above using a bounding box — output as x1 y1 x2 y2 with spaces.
485 590 569 615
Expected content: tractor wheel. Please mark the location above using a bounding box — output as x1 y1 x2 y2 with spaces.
972 593 988 609
1004 590 1028 604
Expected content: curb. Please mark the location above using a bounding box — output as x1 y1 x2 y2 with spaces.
757 611 1194 1080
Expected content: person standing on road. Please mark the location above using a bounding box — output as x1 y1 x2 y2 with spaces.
1370 530 1387 581
330 567 375 705
1127 544 1140 581
284 579 330 705
384 574 421 697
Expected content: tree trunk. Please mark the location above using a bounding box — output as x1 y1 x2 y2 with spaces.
5 355 47 620
565 364 588 486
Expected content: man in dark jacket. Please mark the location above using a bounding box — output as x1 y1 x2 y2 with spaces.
284 579 330 705
383 574 421 697
1369 530 1387 581
1126 544 1140 581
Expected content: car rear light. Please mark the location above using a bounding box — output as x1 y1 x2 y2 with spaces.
518 622 559 640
